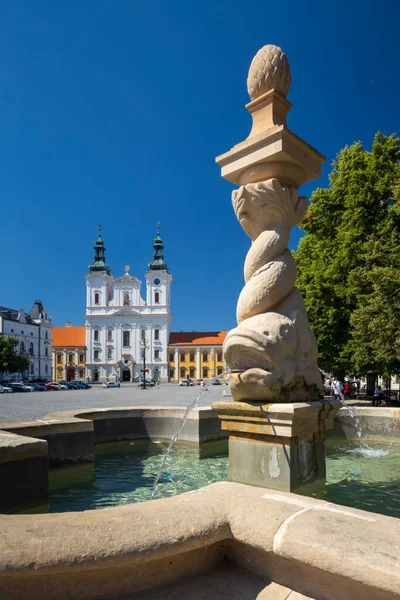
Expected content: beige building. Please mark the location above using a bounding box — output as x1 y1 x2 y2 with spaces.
167 332 227 382
52 324 86 382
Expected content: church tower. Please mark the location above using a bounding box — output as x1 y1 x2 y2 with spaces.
145 223 172 309
85 225 112 309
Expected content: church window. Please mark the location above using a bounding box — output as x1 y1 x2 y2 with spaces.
57 353 62 363
190 367 195 378
107 329 112 341
123 331 130 347
217 352 223 362
203 352 208 362
123 292 130 306
45 365 48 374
94 293 99 305
94 329 99 341
154 329 159 341
180 352 185 362
154 292 160 303
107 348 113 359
79 353 84 363
217 367 223 376
68 353 74 364
169 369 174 379
154 350 160 359
94 350 99 360
45 331 48 340
180 368 186 378
189 353 195 362
29 342 34 356
21 330 24 335
169 353 174 362
10 328 14 333
20 341 25 354
30 364 34 374
202 367 209 378
45 348 48 357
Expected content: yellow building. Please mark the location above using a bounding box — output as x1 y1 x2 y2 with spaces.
52 324 87 382
167 332 227 382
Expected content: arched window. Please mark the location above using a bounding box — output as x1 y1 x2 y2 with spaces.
202 367 209 378
123 292 130 306
79 369 84 379
180 367 186 379
45 348 48 357
68 353 74 364
217 367 223 376
94 293 100 305
29 342 34 356
190 367 195 378
189 352 195 362
57 353 62 363
154 292 160 303
20 341 25 354
107 347 113 359
45 331 48 340
107 329 113 341
154 329 159 341
203 352 208 362
169 369 175 379
123 331 130 347
217 352 223 362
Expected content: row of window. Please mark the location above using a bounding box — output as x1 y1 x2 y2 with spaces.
93 349 162 361
94 292 161 305
56 367 85 379
56 353 85 364
19 342 48 357
168 351 223 363
10 329 49 338
93 329 160 345
169 367 224 379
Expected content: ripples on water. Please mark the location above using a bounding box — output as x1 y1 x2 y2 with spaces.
13 438 400 519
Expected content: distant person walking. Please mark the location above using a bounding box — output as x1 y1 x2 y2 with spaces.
331 377 343 401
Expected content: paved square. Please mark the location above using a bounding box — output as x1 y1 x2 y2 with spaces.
0 383 228 423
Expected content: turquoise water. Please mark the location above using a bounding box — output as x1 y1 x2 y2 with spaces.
14 438 400 518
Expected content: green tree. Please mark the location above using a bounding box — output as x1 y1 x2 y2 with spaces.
0 336 30 376
294 132 400 376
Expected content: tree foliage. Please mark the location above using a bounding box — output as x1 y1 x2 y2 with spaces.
0 336 30 375
294 133 400 376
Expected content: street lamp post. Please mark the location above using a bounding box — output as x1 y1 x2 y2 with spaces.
140 336 149 389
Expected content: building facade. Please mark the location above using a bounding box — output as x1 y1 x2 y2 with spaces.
167 332 227 382
52 325 86 382
85 226 172 383
0 301 52 381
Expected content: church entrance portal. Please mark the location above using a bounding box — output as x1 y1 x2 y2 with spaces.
67 367 75 382
93 370 99 382
122 369 131 382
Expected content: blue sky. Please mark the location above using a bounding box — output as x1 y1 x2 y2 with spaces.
0 0 398 331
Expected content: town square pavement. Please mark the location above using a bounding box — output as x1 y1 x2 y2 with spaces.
0 383 227 424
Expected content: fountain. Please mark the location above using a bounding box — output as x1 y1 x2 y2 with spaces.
212 44 341 493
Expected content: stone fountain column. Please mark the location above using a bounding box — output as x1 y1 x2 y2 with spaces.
212 45 341 493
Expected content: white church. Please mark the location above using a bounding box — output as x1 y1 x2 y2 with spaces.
85 226 172 383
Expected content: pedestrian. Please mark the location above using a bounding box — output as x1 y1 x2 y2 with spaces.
200 380 205 389
155 381 160 390
331 377 343 401
117 379 121 389
372 386 383 407
343 381 351 399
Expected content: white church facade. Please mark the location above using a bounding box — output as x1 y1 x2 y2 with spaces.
85 226 172 383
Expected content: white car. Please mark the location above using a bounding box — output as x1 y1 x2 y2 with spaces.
102 381 118 388
0 385 13 393
178 380 195 386
49 382 68 390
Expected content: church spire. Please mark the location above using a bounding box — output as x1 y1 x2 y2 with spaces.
147 222 169 273
88 224 111 275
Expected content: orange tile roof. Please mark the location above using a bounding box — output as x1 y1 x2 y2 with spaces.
169 332 227 346
52 326 86 348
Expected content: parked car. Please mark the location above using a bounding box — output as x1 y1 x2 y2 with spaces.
0 385 13 393
211 379 222 385
102 381 118 388
138 379 155 388
46 383 61 391
76 381 92 389
178 379 195 386
30 383 46 391
8 383 33 393
58 381 78 390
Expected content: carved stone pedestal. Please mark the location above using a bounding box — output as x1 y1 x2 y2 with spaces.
212 399 341 493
